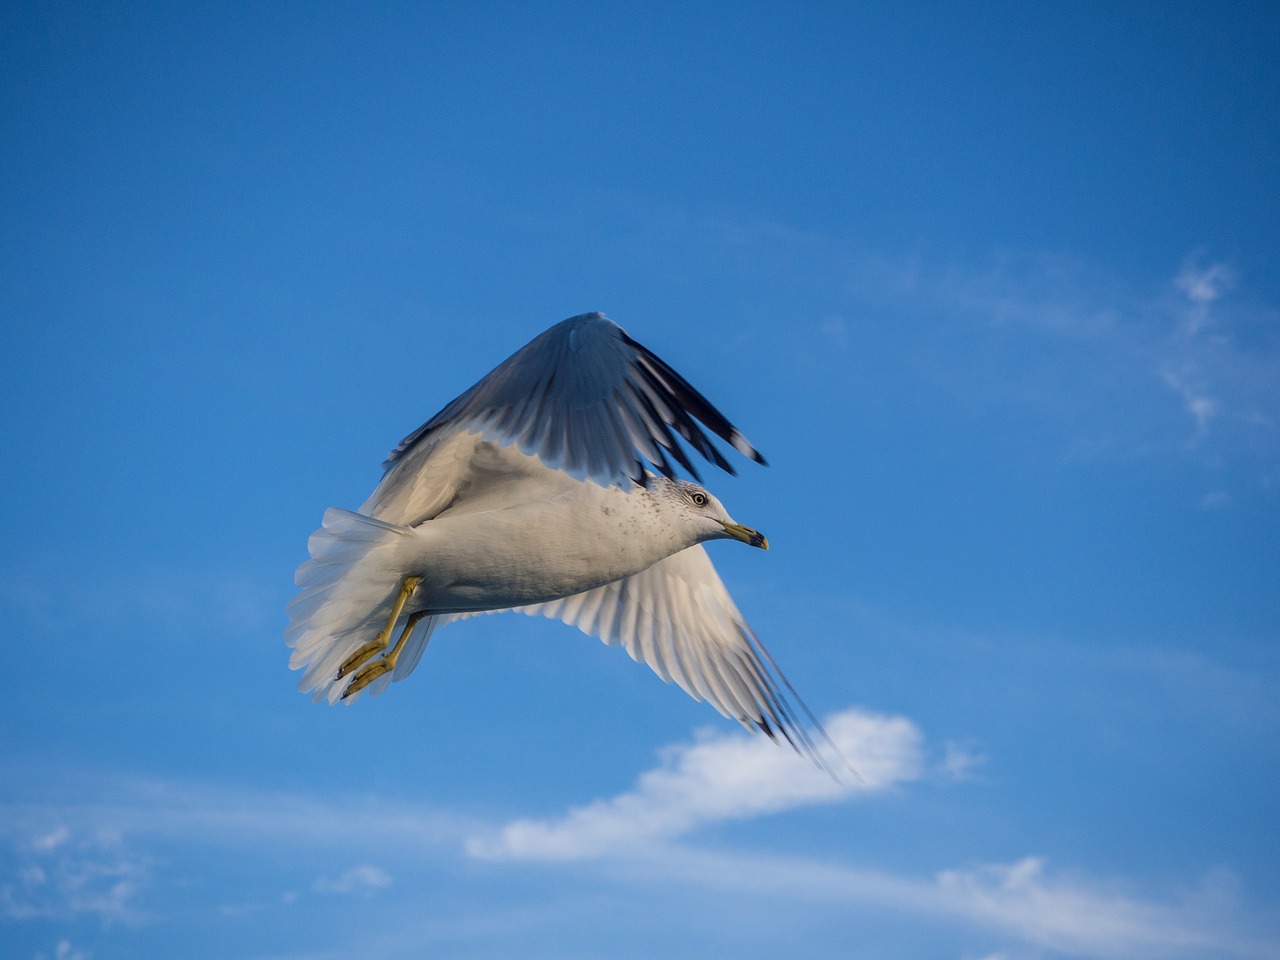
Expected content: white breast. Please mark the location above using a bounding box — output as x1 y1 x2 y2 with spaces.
400 480 693 614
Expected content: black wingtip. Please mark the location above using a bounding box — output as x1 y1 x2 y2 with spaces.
619 330 767 482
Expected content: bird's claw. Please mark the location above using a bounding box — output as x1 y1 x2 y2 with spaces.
336 631 393 679
341 658 393 699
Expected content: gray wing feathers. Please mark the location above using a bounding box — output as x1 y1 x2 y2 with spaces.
359 431 478 526
514 546 819 757
377 312 764 495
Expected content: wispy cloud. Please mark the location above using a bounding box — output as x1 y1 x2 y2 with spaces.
1161 362 1220 443
4 728 1276 959
700 218 1280 478
313 864 393 896
0 775 477 858
887 246 1279 486
933 856 1258 959
1174 256 1236 335
0 773 477 928
468 707 923 860
1158 253 1242 444
636 847 1276 960
0 822 150 925
33 941 92 960
939 741 986 780
457 696 1277 958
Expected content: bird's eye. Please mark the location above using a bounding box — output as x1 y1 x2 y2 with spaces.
690 492 708 506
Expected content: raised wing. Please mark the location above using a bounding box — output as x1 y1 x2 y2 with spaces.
362 313 765 524
513 545 824 762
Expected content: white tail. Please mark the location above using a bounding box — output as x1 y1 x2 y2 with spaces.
286 508 439 704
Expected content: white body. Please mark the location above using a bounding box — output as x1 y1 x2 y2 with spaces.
401 475 699 614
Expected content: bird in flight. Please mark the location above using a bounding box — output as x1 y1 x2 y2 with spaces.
286 312 825 760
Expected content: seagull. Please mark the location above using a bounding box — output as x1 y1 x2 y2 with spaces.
286 312 825 760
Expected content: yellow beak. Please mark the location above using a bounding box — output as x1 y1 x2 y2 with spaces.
719 521 769 550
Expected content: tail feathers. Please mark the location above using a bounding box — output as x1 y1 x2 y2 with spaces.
286 507 425 704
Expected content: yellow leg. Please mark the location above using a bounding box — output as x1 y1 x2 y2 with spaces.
341 609 429 698
341 608 429 699
336 576 422 681
384 609 429 668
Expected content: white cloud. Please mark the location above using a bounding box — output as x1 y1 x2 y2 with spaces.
457 690 1277 958
938 856 1275 959
1 824 150 925
1 738 1273 960
1161 363 1220 442
468 707 923 860
933 856 1227 958
811 242 1279 475
1201 489 1232 509
607 846 1275 960
33 941 92 960
938 741 985 781
314 864 393 896
0 774 477 928
1175 260 1235 302
1175 258 1236 336
30 828 70 853
0 776 477 857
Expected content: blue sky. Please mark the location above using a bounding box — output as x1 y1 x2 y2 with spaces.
2 2 1278 958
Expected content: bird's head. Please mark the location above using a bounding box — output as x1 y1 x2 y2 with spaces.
665 479 769 550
